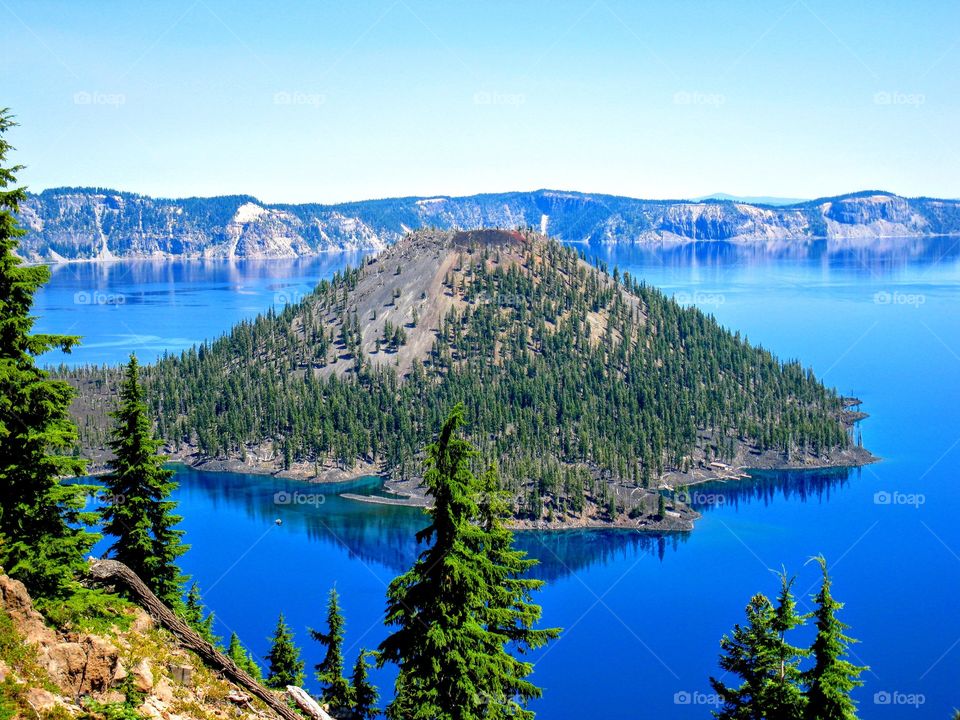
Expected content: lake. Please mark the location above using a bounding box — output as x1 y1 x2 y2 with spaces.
38 237 960 719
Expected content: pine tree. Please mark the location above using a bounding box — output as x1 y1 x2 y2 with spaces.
227 632 263 681
311 587 353 711
768 572 808 720
265 613 305 690
474 465 560 717
101 354 188 606
0 108 97 598
378 404 557 720
350 650 379 720
803 556 866 720
710 593 779 719
183 582 218 645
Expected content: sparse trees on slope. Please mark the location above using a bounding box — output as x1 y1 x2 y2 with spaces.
183 582 218 645
265 612 305 689
227 632 263 681
100 354 188 606
0 108 96 598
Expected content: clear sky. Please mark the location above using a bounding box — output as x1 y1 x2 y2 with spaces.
2 0 958 204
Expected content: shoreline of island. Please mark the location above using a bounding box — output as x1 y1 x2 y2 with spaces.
78 431 877 535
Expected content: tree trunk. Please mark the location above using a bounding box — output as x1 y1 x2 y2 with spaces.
87 558 305 720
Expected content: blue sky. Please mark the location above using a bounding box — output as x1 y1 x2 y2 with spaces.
2 0 958 203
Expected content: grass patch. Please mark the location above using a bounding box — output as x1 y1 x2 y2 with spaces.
37 587 136 635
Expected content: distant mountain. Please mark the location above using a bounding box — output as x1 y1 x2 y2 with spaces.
17 187 960 261
694 193 808 206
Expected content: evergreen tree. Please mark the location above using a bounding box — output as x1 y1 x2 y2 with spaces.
378 405 557 720
183 582 218 645
101 354 188 606
475 465 560 717
710 593 779 719
227 632 263 681
311 587 353 711
803 556 866 720
265 612 305 690
768 572 808 720
0 108 97 598
350 650 379 720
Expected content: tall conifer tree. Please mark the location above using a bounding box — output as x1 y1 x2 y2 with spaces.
803 556 866 720
350 650 379 720
265 613 305 689
101 354 187 605
711 593 780 719
767 572 808 720
311 587 353 711
0 108 96 598
378 404 557 720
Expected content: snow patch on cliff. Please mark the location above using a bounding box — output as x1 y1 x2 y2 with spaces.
233 202 266 223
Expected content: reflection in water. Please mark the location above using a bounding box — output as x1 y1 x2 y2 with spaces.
590 236 960 276
517 530 687 581
44 254 366 297
173 466 711 581
686 466 858 514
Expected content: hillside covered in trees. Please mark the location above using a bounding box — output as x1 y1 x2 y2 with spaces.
64 229 871 527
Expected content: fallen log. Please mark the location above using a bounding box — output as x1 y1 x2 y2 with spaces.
286 686 335 720
87 558 304 720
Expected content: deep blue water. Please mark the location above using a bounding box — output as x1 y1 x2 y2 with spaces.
42 238 960 719
34 255 361 366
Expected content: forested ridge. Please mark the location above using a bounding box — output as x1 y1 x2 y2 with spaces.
64 229 862 523
19 187 960 261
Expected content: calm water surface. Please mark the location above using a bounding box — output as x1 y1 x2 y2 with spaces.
43 238 960 719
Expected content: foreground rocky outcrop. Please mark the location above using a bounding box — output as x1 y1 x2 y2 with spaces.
17 188 960 261
0 569 333 720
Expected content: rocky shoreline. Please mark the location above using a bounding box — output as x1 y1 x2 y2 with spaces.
74 383 876 534
79 427 877 535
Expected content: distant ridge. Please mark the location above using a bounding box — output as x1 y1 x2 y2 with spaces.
17 187 960 261
694 193 809 206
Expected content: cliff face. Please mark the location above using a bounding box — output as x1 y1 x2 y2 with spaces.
16 188 960 261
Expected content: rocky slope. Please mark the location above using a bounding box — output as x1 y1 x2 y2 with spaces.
17 188 960 261
0 572 277 720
